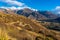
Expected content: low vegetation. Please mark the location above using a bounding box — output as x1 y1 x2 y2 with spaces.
0 11 60 40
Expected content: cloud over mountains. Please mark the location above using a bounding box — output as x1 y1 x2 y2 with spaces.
1 0 24 6
0 0 37 11
52 6 60 14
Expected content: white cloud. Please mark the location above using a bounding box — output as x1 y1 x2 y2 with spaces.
0 6 38 11
1 0 24 6
52 6 60 14
0 6 22 10
0 0 38 11
55 6 60 10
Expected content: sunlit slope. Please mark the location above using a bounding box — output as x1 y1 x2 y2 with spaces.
0 11 60 40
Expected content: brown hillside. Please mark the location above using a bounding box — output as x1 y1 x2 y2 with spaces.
0 11 60 40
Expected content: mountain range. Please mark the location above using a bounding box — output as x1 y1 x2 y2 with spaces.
0 8 59 20
15 8 59 20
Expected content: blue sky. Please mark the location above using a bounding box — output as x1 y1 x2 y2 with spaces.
18 0 60 10
0 0 60 11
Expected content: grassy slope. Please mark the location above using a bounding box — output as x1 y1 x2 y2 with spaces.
0 11 60 40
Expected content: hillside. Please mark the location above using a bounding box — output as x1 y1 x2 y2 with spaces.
0 11 60 40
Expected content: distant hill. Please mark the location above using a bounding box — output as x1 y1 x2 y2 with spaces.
40 17 60 23
14 8 58 20
38 11 58 19
54 17 60 22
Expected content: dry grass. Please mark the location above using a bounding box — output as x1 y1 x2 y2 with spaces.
0 11 60 40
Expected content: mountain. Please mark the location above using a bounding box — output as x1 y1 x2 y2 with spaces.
38 11 58 19
57 14 60 17
15 8 47 20
0 11 60 40
0 8 59 20
14 8 58 20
